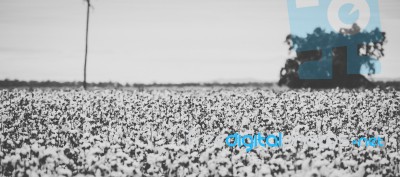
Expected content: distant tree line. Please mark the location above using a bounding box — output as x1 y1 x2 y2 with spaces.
0 79 274 89
0 79 119 88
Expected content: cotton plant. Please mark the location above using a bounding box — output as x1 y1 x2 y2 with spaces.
0 88 399 176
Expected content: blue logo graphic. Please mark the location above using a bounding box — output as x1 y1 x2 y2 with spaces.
225 133 283 152
287 0 383 79
352 136 384 147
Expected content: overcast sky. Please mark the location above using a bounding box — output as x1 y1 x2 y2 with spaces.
0 0 399 83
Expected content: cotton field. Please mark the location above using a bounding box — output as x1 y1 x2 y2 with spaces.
0 88 399 177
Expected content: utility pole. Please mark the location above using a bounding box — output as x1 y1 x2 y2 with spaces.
83 0 91 90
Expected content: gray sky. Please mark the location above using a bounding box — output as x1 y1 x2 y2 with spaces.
0 0 399 83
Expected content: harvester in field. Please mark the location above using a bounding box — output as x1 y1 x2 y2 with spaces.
279 24 387 88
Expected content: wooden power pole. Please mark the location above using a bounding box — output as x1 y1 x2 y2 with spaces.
83 0 91 90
